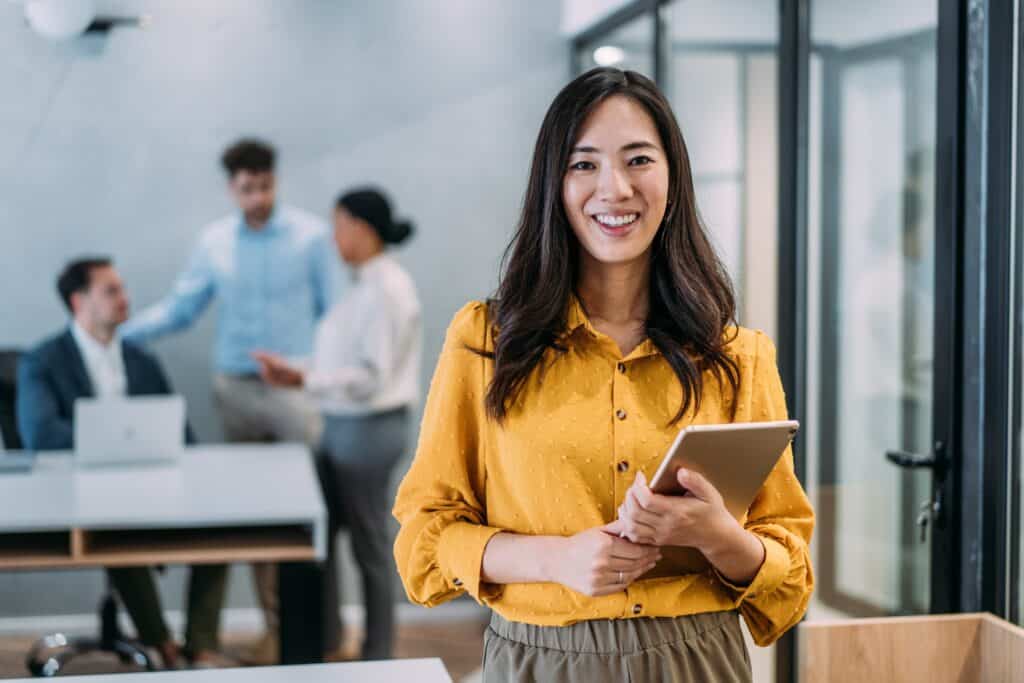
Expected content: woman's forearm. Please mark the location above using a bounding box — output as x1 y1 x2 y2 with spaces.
703 525 766 586
480 532 563 584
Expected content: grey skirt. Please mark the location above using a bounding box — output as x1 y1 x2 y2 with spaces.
483 610 751 683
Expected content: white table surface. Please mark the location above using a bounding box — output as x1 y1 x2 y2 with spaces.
0 444 326 559
2 659 453 683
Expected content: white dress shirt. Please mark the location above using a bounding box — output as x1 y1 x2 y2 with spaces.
306 253 422 416
70 322 127 398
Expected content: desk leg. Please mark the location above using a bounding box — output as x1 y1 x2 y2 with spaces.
278 561 324 664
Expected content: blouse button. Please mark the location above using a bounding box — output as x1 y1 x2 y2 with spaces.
616 409 627 420
632 604 643 615
453 578 463 587
617 461 629 473
617 362 626 374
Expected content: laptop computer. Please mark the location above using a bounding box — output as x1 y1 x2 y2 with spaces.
74 395 185 467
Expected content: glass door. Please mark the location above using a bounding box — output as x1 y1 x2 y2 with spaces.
662 0 780 335
804 0 950 619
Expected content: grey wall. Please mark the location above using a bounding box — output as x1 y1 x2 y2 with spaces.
0 0 565 619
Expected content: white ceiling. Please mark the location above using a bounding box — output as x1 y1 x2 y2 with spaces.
568 0 937 49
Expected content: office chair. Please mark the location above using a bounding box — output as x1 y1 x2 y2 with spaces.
0 350 23 451
0 349 157 676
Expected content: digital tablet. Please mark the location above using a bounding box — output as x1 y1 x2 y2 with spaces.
649 420 799 518
639 420 799 576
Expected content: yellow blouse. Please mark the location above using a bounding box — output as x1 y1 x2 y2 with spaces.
393 299 814 645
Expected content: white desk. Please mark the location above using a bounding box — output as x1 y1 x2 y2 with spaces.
2 659 453 683
0 444 328 665
0 444 326 569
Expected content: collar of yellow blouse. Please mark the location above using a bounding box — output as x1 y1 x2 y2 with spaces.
561 294 661 361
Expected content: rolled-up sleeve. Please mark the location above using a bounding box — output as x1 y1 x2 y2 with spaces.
120 238 216 343
716 331 815 646
393 302 503 606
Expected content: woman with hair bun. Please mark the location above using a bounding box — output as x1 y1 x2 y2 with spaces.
254 187 420 661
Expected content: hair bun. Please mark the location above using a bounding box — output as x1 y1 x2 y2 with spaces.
388 220 414 245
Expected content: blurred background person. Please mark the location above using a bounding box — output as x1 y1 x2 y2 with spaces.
254 188 421 661
16 257 227 669
120 139 334 665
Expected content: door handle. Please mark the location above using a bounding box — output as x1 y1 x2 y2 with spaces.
885 449 937 469
886 442 948 540
885 440 946 471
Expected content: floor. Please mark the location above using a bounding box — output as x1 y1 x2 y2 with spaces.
0 617 776 682
0 620 489 681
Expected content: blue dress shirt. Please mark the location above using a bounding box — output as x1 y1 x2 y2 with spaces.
121 205 337 374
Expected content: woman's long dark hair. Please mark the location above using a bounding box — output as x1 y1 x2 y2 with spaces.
483 67 740 425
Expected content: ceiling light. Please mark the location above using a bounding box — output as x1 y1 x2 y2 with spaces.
24 0 96 40
592 45 626 67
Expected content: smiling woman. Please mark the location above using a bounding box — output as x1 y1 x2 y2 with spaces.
393 68 814 683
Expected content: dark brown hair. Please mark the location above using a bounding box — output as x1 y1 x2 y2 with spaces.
336 188 415 245
221 138 275 177
482 67 740 424
57 257 113 312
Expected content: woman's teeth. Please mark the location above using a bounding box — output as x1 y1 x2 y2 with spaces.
595 213 638 227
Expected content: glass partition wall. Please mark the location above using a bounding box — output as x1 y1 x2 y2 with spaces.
806 0 938 619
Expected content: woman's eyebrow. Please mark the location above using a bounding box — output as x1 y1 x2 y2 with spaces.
571 140 659 154
621 140 658 152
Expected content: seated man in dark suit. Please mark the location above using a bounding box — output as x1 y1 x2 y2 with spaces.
17 257 227 668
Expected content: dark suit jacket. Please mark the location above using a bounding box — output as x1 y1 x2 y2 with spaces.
16 328 195 451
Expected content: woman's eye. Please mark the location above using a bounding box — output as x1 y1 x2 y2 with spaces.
570 160 595 171
629 155 654 166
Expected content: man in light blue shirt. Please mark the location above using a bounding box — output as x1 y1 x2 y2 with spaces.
122 139 335 375
121 138 334 664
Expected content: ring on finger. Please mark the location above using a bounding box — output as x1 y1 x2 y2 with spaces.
618 571 623 584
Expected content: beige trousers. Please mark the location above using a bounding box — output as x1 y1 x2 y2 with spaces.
483 610 752 683
212 374 322 635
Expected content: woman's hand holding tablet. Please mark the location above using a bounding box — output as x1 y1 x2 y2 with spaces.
616 420 799 583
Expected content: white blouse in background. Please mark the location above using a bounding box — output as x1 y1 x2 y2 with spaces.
305 253 422 416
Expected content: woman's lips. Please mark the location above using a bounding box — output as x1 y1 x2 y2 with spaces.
592 212 639 237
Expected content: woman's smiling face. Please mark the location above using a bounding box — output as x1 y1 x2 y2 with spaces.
562 95 670 268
